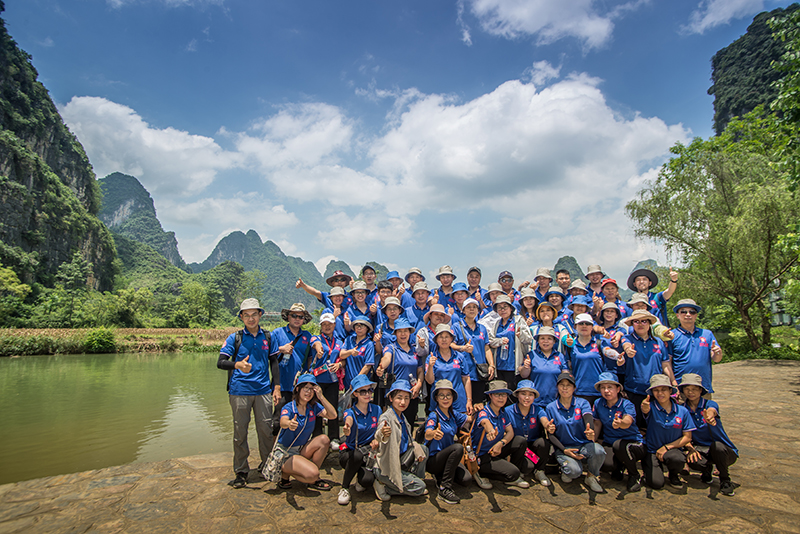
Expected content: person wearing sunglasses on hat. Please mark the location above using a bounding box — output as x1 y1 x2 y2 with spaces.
276 374 338 491
340 318 376 393
497 270 521 304
668 299 722 396
296 271 354 312
626 266 679 327
504 380 552 486
376 317 423 426
640 374 696 489
338 375 382 505
620 310 677 430
425 379 472 504
568 313 615 406
679 373 738 496
520 326 568 409
344 281 372 334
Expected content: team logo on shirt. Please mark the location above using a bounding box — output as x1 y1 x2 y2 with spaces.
591 343 598 352
262 340 269 349
673 416 682 428
281 409 289 417
574 407 582 420
453 360 461 369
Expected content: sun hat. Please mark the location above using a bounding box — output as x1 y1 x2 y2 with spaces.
486 282 503 294
673 298 702 314
451 282 469 294
295 373 318 389
586 264 605 277
326 270 352 286
677 373 707 395
601 301 622 319
436 265 456 280
519 287 538 301
574 313 594 325
381 296 403 311
351 317 374 332
387 378 413 398
386 270 402 282
329 286 347 297
535 301 558 320
467 266 482 276
568 279 587 292
431 379 458 402
556 371 576 386
513 379 540 398
320 312 336 325
534 325 557 340
534 268 552 281
486 380 513 396
350 374 377 392
423 303 451 324
412 281 430 296
601 278 619 289
463 297 481 309
238 298 265 315
622 309 657 327
393 317 414 331
432 323 454 342
498 270 514 281
627 293 649 306
594 372 622 391
350 280 368 293
647 374 677 393
493 294 514 311
281 303 312 324
627 268 658 291
544 287 566 301
405 267 425 283
568 295 592 311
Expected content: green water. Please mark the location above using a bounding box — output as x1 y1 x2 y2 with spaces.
0 352 237 485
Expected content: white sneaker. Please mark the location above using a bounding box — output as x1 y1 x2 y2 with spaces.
561 472 572 484
508 477 530 489
354 482 365 493
337 487 351 505
330 440 340 451
535 470 551 487
474 473 493 490
585 474 604 493
373 479 391 501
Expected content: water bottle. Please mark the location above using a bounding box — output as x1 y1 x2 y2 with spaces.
467 445 476 462
499 342 509 362
408 373 417 386
366 449 377 470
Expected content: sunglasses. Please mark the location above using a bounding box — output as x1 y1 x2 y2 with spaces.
499 277 513 283
356 388 375 395
332 278 348 283
289 313 305 319
678 309 698 315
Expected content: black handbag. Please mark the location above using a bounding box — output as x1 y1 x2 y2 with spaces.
460 323 490 381
376 343 397 388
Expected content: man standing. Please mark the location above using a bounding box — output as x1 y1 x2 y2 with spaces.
668 299 722 394
217 299 281 489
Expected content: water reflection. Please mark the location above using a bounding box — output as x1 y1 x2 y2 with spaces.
0 352 237 485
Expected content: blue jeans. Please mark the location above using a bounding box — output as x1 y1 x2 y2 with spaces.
555 442 606 479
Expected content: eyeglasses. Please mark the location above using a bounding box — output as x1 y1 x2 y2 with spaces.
300 385 315 392
241 313 260 319
678 309 698 315
289 314 305 319
356 388 375 395
436 393 453 399
632 319 650 325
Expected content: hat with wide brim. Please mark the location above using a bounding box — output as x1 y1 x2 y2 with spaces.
534 268 552 281
393 317 414 331
431 379 458 403
586 265 605 277
568 295 592 311
423 304 451 324
238 298 265 315
535 301 558 320
412 281 430 296
486 282 503 294
677 372 707 395
544 287 566 302
493 294 514 312
513 379 540 398
568 279 587 292
405 267 425 283
600 301 621 319
329 286 347 297
295 373 318 389
627 268 658 291
647 373 677 393
432 323 454 342
451 282 468 294
281 303 312 324
381 296 403 311
350 280 368 293
627 292 649 307
486 380 513 396
519 287 539 301
594 372 622 391
351 317 374 332
385 270 402 281
326 270 353 286
673 298 702 314
435 265 457 281
622 309 657 327
350 374 377 393
534 325 558 340
387 378 413 398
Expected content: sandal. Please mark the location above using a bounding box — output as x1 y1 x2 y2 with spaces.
277 479 292 490
310 479 332 491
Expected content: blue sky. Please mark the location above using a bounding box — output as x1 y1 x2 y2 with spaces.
5 0 795 284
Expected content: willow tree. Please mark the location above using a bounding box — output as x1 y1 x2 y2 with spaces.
626 123 799 351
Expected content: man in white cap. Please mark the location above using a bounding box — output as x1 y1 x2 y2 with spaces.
217 298 282 489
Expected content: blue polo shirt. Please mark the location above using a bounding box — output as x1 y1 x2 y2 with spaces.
278 401 325 447
425 407 468 455
427 348 469 414
493 317 517 372
434 287 456 310
644 400 695 453
345 303 372 326
405 304 429 334
459 321 489 381
529 349 568 407
669 327 718 393
322 306 347 343
621 333 670 395
220 328 273 396
270 326 314 392
472 405 511 456
600 296 632 319
319 290 353 312
646 291 669 327
342 403 381 449
382 343 422 385
685 398 737 455
503 403 544 442
534 287 548 303
568 336 608 396
546 396 593 448
308 333 341 384
400 290 415 309
593 397 641 444
341 334 375 389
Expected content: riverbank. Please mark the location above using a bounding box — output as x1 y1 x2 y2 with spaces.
1 360 799 533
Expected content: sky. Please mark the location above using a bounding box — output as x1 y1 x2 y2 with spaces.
5 0 796 284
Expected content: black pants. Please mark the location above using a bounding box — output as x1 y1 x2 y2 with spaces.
339 448 375 490
272 391 294 436
404 398 421 431
313 382 340 441
523 437 550 473
496 369 517 391
626 392 649 431
643 449 686 489
426 443 468 488
471 379 487 405
602 439 645 476
477 435 527 482
688 441 738 482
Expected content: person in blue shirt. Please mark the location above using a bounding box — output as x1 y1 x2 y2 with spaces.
488 294 533 390
531 302 573 354
434 265 458 310
322 286 349 342
532 268 552 302
585 264 606 301
296 270 353 312
599 302 627 380
374 296 405 355
471 380 529 490
376 317 423 427
545 287 569 325
400 268 425 308
217 298 282 489
592 373 645 492
466 266 487 310
679 373 738 496
425 324 473 416
360 265 379 304
669 299 723 394
344 281 372 334
519 326 569 408
340 318 375 392
308 312 343 449
425 379 471 504
640 374 696 489
405 281 431 333
626 266 679 327
370 280 395 329
276 374 338 491
503 380 551 486
497 270 521 304
568 313 609 406
595 279 632 321
337 374 381 505
457 298 494 406
516 287 539 326
449 282 470 324
373 380 428 501
545 371 605 493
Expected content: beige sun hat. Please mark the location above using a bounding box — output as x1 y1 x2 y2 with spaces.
350 280 368 293
568 279 587 291
423 303 451 324
238 298 265 316
647 373 677 393
281 303 312 324
586 264 605 277
412 281 430 295
436 265 457 280
329 286 347 297
534 267 552 281
622 309 657 327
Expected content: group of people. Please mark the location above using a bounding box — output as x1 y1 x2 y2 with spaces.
217 263 739 506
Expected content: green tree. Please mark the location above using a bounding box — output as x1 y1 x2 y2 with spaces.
55 251 90 327
769 7 800 186
626 123 800 351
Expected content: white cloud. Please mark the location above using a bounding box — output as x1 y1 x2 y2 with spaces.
456 0 474 45
39 37 55 47
61 96 238 196
684 0 765 34
525 60 561 86
316 212 416 250
107 0 224 7
185 38 198 52
314 255 339 276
